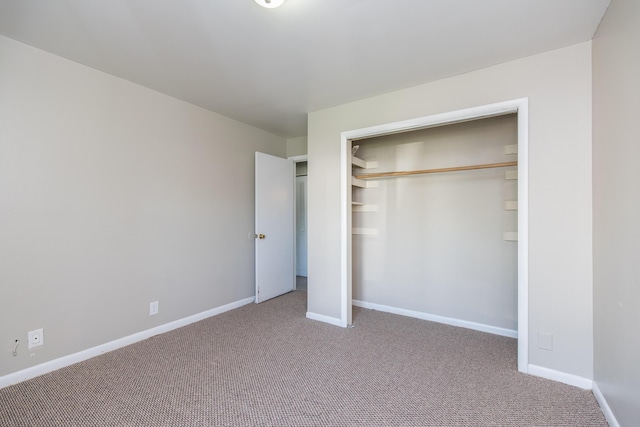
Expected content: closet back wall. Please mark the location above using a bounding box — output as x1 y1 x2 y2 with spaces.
353 115 518 331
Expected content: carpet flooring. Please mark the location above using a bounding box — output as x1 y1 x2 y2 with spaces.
296 276 307 292
0 291 607 426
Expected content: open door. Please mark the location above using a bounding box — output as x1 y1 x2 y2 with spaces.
255 152 295 303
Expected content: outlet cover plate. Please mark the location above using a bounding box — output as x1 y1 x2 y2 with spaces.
538 332 553 351
149 301 159 315
28 328 44 349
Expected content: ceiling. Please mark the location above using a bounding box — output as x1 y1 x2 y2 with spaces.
0 0 610 138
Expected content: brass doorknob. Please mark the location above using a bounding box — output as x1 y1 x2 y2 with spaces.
258 234 266 239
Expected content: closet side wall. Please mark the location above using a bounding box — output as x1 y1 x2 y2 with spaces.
353 116 518 331
308 42 593 379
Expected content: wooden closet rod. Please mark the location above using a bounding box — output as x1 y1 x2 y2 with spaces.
355 161 517 179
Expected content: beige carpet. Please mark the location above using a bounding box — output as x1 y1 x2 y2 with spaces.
0 291 606 426
296 276 307 291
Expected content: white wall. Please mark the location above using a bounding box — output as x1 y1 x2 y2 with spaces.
353 115 518 331
593 0 640 424
0 36 285 377
308 42 593 379
286 136 308 158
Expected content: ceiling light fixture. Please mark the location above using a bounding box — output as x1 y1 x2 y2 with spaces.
254 0 285 8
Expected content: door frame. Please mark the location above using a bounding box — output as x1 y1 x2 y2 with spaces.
340 98 529 373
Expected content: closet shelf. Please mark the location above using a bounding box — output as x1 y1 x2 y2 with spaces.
353 227 378 236
505 170 518 180
504 144 518 155
355 161 518 180
503 232 518 241
352 204 378 213
352 156 379 169
504 201 518 211
352 176 379 188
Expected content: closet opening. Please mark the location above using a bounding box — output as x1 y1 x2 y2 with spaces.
340 99 529 373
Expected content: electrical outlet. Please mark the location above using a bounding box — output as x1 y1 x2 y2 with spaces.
149 301 159 315
538 332 553 351
28 328 44 349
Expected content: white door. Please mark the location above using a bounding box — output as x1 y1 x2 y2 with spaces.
295 176 308 276
255 152 295 303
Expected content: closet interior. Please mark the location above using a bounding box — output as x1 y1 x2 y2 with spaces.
351 114 518 334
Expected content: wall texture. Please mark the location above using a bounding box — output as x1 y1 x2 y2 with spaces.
0 36 285 377
308 43 593 379
593 0 640 424
353 116 518 331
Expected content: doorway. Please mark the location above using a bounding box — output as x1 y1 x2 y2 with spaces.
290 156 308 292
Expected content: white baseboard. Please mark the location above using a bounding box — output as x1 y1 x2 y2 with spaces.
592 381 621 427
0 296 255 389
527 364 593 390
306 311 343 327
352 299 517 338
